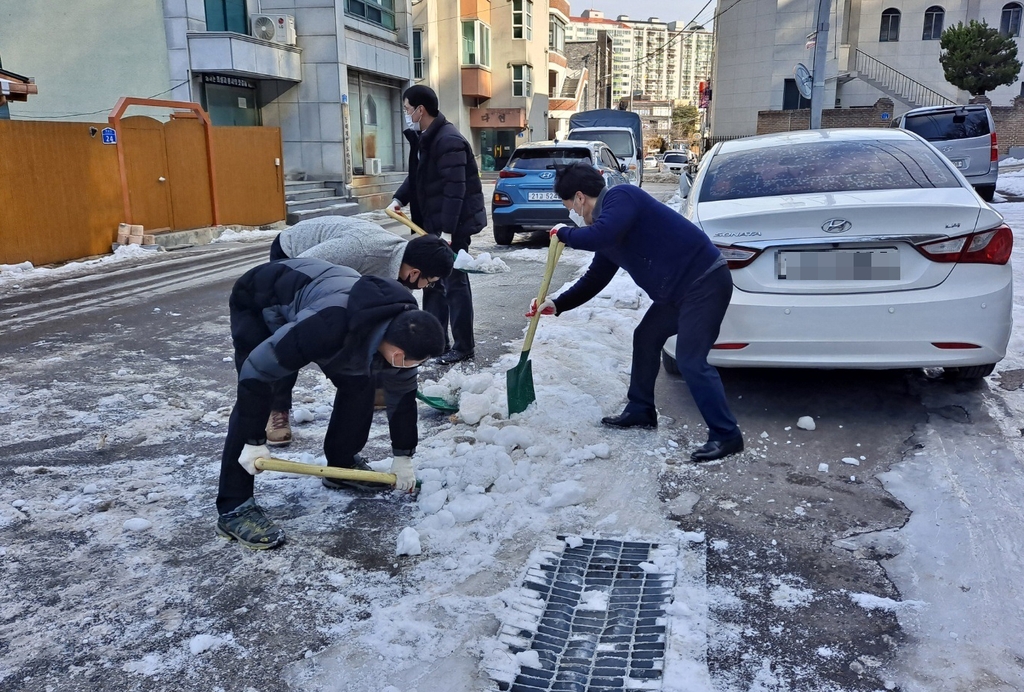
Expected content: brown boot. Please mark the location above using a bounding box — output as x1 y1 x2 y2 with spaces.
374 388 387 410
265 410 292 447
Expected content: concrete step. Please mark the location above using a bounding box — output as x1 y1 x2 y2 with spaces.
347 180 403 197
286 202 362 225
286 195 350 212
285 180 330 192
286 188 336 202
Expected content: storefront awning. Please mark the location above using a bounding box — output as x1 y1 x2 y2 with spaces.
470 107 527 129
187 32 302 82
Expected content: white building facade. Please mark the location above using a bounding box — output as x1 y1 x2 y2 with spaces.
711 0 1024 138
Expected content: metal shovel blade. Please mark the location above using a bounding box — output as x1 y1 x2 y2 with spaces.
506 350 536 416
416 389 458 413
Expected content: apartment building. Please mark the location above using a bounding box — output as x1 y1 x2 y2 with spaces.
677 25 714 107
0 0 414 183
565 30 614 110
710 0 1024 138
411 0 565 171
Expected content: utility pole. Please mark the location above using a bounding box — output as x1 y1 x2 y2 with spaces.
810 0 832 129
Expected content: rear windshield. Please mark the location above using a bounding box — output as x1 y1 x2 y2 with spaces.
700 139 960 202
508 148 592 170
664 153 687 163
567 130 635 159
903 109 990 141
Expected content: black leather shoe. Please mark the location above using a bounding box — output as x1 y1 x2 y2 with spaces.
601 411 658 429
690 436 744 462
321 455 390 492
436 349 474 365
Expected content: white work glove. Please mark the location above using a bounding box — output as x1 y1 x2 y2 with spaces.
390 455 416 492
387 198 403 214
525 297 557 317
238 443 270 476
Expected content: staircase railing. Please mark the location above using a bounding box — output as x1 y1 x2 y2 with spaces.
853 48 956 108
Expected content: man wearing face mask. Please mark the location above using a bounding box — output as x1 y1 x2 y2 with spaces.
265 216 454 446
531 162 744 463
388 85 486 365
215 257 446 549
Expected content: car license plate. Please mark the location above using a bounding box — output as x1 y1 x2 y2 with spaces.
527 191 560 201
776 249 900 280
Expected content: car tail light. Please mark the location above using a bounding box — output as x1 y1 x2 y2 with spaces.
915 225 1012 265
492 192 512 207
991 132 998 163
932 342 982 349
712 343 748 349
498 170 525 178
715 244 762 269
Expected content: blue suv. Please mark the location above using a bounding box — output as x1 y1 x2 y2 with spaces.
491 140 629 245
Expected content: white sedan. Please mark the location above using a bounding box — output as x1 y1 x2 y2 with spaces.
665 128 1013 380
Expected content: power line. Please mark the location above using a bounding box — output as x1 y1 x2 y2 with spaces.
10 80 191 120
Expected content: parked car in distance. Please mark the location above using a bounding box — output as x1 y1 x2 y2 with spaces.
668 128 1012 381
491 140 629 245
662 150 691 175
893 104 998 201
644 155 659 169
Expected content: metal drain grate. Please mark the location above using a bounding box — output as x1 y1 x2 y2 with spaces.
491 537 675 692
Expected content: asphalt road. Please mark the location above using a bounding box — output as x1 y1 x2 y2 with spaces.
0 180 1010 690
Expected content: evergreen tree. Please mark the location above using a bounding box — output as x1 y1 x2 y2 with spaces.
939 20 1021 96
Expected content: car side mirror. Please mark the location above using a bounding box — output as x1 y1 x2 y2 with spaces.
679 173 693 199
620 163 627 173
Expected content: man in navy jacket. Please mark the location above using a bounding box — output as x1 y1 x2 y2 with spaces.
539 162 743 462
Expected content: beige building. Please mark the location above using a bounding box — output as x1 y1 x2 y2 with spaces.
412 0 558 172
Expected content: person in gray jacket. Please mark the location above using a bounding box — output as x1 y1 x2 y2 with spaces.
264 216 454 446
216 257 445 549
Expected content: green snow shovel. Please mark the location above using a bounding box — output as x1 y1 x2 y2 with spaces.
385 208 489 275
416 389 459 414
506 234 564 416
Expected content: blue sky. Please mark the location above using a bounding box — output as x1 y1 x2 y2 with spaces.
576 0 718 28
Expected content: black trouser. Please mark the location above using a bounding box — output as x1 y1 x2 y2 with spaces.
216 311 419 515
423 268 474 354
624 265 741 442
268 234 287 261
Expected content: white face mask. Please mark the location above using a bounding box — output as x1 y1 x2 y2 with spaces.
404 110 420 132
568 196 586 227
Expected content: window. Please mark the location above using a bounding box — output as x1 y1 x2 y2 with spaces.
549 17 566 53
1001 2 1022 36
413 29 425 80
513 64 532 96
507 147 591 170
879 8 901 42
204 0 248 33
345 0 396 31
923 6 944 40
699 140 959 203
903 108 991 140
461 21 491 67
782 79 810 110
513 0 533 40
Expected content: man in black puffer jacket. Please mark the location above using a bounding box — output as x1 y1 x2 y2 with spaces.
390 85 486 365
215 258 445 550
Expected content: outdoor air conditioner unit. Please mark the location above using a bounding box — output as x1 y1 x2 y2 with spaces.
365 158 382 176
251 14 297 46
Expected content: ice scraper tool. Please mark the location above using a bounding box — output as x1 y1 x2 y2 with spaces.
506 234 564 415
384 207 487 275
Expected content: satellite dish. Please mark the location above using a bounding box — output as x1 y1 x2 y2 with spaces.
794 63 813 101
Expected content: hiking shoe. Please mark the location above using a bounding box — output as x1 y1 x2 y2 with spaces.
321 455 390 492
436 348 474 365
266 410 292 447
216 498 285 550
374 387 387 410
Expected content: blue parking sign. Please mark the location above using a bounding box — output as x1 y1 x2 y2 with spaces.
880 112 891 121
101 127 117 145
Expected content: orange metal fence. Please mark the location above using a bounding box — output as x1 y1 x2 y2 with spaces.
0 110 285 267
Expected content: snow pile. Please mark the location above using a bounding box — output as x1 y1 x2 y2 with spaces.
211 228 281 244
849 592 927 612
0 243 169 289
396 527 422 556
0 261 34 275
997 168 1024 196
454 249 510 273
796 416 816 431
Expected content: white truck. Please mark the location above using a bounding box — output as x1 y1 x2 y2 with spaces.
566 109 644 186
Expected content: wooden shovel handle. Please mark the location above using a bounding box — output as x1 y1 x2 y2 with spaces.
385 207 428 236
522 235 565 353
255 457 398 485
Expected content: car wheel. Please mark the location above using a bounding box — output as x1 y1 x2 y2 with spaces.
662 350 680 377
944 363 996 380
976 185 996 202
493 225 516 245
